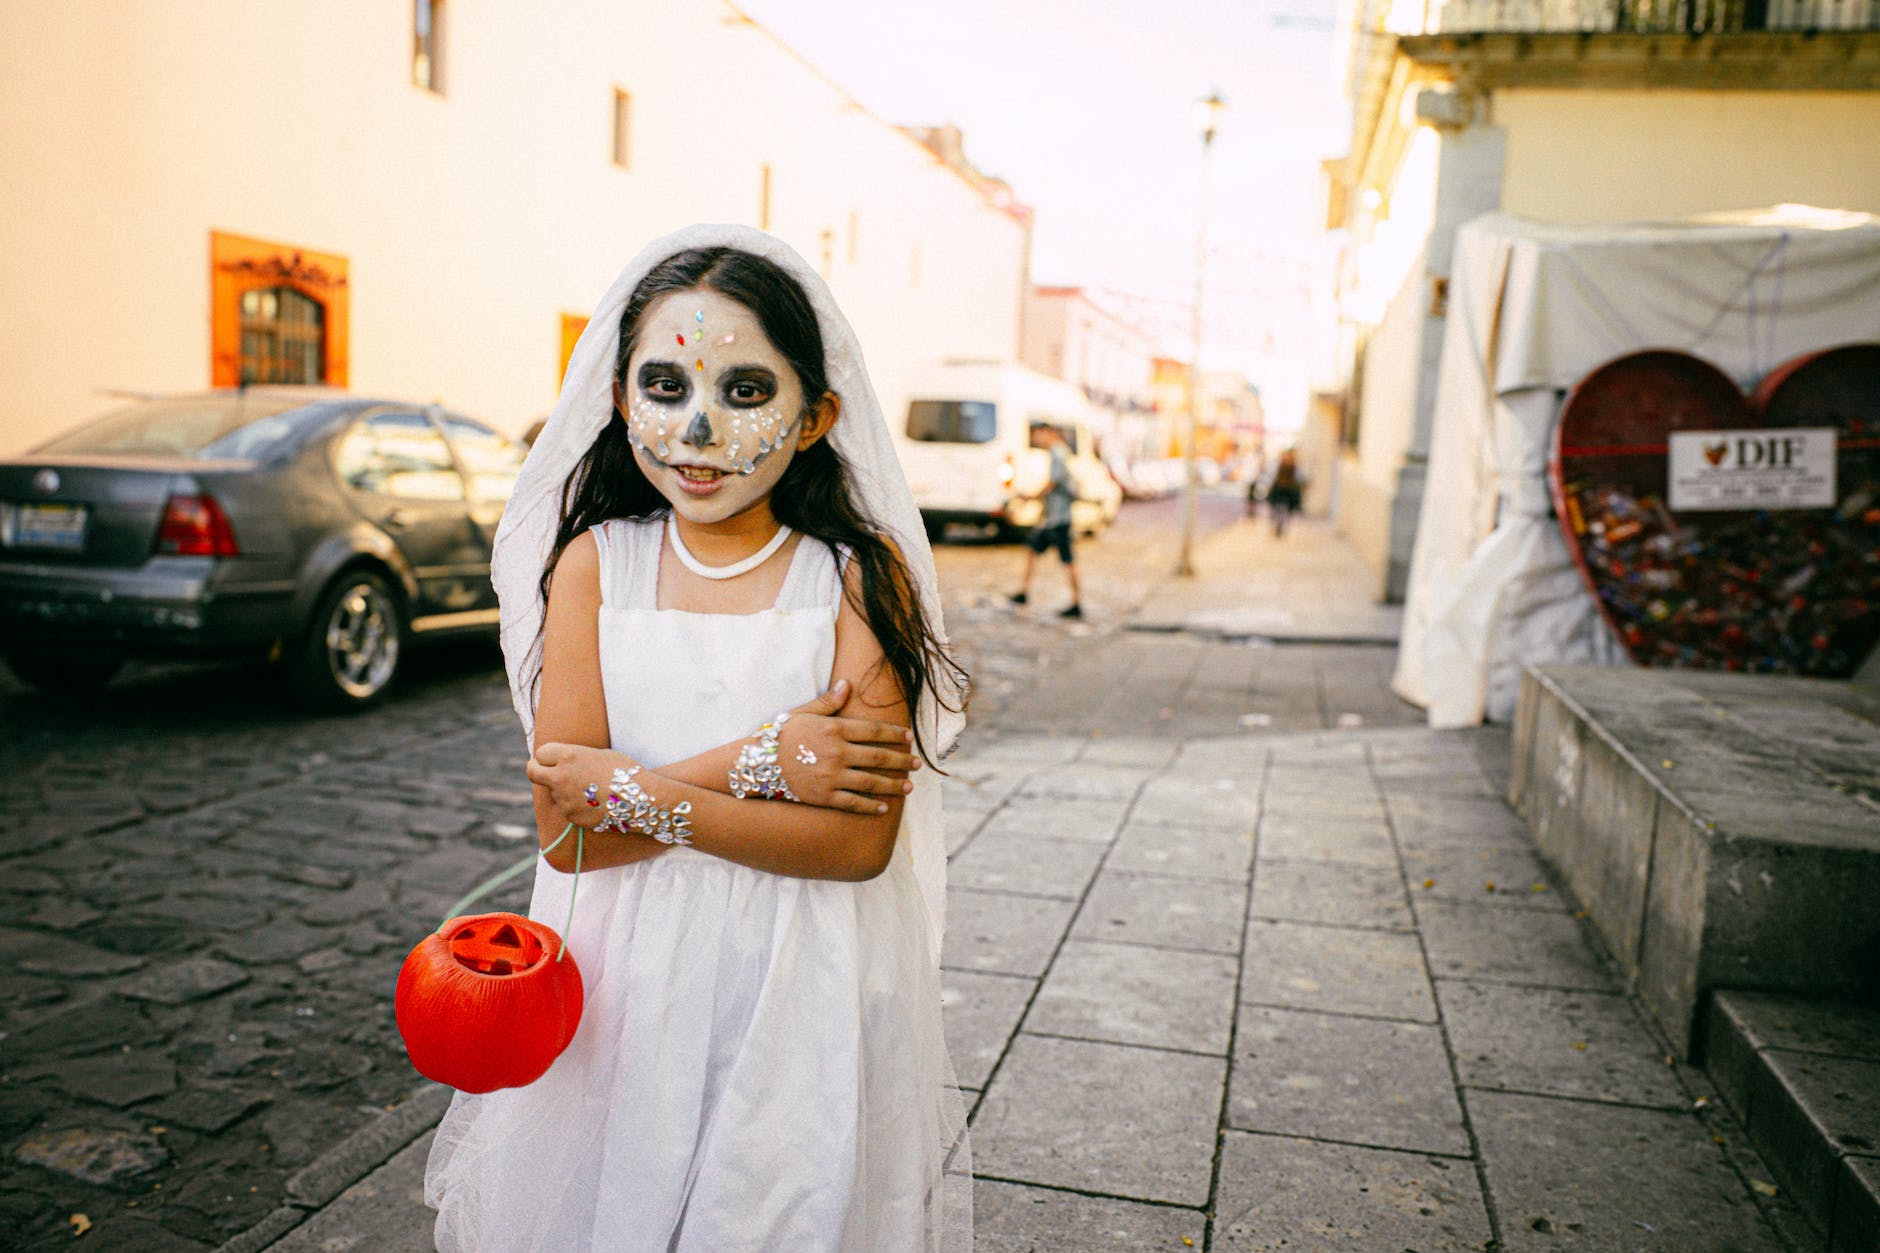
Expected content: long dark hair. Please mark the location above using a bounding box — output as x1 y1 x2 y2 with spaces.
534 246 965 762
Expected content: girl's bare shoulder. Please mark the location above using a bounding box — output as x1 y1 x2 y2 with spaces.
549 529 601 595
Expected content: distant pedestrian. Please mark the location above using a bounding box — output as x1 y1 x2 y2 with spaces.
425 226 970 1250
1264 448 1303 538
1009 422 1084 618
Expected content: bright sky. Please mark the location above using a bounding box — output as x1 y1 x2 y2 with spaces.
734 0 1349 368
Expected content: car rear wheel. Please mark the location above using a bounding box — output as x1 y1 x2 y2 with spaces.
290 570 404 710
5 651 124 694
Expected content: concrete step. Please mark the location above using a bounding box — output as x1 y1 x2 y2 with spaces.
1703 991 1880 1253
1510 665 1880 1056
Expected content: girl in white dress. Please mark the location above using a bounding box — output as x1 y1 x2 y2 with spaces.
423 225 971 1252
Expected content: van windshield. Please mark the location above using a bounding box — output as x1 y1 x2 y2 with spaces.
907 400 997 444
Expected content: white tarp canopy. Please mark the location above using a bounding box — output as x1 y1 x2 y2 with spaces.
1393 207 1880 727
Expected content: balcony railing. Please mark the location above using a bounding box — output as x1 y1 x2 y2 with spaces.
1382 0 1877 33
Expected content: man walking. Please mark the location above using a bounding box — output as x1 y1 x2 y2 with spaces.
1009 423 1084 619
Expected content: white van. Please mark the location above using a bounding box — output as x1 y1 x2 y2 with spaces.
896 361 1119 537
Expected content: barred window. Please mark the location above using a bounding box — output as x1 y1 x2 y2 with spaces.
239 287 325 386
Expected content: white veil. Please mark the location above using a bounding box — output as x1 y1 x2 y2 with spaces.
490 220 964 962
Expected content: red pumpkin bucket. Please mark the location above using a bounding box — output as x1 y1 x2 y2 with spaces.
396 912 584 1093
394 823 590 1093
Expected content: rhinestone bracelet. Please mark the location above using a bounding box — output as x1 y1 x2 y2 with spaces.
596 765 694 845
729 713 800 802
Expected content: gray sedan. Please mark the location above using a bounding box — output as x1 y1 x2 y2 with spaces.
0 388 527 708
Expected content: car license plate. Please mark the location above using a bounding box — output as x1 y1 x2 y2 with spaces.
1 501 89 551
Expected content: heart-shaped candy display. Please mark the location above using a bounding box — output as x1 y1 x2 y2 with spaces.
1550 345 1879 676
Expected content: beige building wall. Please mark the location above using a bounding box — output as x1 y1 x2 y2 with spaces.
1496 90 1880 222
0 1 1026 453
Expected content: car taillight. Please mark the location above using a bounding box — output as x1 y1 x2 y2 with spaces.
999 456 1015 486
156 494 239 556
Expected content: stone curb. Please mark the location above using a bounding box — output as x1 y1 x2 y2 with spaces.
1124 621 1401 647
212 1083 450 1252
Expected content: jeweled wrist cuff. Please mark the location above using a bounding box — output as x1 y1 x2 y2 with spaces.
729 713 801 802
595 765 694 845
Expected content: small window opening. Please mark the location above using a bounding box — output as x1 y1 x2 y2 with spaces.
612 89 632 168
239 287 326 385
413 0 446 94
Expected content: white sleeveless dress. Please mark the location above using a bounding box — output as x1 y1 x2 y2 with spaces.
425 516 958 1252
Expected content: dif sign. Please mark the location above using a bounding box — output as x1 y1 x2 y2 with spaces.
1668 427 1837 511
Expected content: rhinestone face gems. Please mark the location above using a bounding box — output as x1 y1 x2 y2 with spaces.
795 745 817 766
620 289 815 524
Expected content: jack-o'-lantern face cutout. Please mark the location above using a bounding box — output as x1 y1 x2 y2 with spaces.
447 917 545 976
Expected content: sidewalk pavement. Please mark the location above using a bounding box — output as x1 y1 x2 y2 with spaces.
1129 511 1403 645
248 517 1813 1252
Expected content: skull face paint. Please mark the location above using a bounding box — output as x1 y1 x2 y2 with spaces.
621 290 810 525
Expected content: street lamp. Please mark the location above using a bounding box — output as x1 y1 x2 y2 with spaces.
1176 90 1227 577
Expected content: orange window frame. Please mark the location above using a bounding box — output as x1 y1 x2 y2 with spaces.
560 313 590 384
210 231 350 388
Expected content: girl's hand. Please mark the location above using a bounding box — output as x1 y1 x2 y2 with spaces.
780 680 920 814
527 742 635 829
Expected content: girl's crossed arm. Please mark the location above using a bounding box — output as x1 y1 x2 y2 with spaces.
529 531 915 881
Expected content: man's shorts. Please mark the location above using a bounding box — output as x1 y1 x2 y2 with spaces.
1026 522 1074 563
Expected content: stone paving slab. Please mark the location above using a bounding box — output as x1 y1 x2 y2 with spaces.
1012 763 1154 804
1072 869 1246 954
1468 1088 1788 1251
1415 899 1618 991
1076 736 1181 769
1212 1131 1492 1252
1377 771 1501 800
940 970 1036 1091
1254 816 1398 867
941 889 1079 978
946 830 1110 901
971 1178 1203 1251
974 796 1129 845
1437 980 1687 1109
1106 819 1256 882
1241 919 1437 1023
1400 845 1567 911
1228 1005 1470 1156
1135 777 1262 828
1027 939 1238 1055
1249 858 1413 931
942 805 991 856
971 1034 1225 1206
1256 793 1386 823
1384 795 1535 851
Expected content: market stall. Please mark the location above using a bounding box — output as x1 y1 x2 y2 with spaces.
1392 207 1880 727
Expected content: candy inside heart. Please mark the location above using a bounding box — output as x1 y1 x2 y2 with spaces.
1551 346 1880 677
